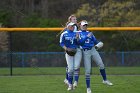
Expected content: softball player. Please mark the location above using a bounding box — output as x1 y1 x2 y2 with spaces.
60 22 81 91
78 20 113 93
63 15 82 88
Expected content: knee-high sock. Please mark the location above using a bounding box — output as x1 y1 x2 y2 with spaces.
74 68 80 82
85 74 90 88
100 69 107 81
66 67 68 80
68 72 73 85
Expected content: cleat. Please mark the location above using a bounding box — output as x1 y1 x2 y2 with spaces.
64 79 69 85
73 81 78 89
103 80 113 86
67 84 73 91
87 88 92 93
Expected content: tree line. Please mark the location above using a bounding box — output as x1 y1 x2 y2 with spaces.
0 0 139 52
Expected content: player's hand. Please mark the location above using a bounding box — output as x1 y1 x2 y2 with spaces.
76 32 80 40
95 45 99 50
63 46 67 51
76 33 80 40
66 48 75 52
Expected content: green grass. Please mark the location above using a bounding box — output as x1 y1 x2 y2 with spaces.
0 75 140 93
0 67 140 93
0 67 140 75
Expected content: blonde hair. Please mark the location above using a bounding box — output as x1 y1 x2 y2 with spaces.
66 15 76 26
68 15 76 22
56 15 77 37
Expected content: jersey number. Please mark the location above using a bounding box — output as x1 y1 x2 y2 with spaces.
85 39 90 43
70 38 74 44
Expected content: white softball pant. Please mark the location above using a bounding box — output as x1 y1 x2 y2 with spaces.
83 47 104 75
65 48 82 73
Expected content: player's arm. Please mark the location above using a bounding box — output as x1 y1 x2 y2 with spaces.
92 35 103 50
60 33 66 50
63 46 67 50
95 41 103 50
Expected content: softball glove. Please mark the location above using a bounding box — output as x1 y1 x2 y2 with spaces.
65 48 77 56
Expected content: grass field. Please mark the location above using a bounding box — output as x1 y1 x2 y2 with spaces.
0 67 140 93
0 67 140 75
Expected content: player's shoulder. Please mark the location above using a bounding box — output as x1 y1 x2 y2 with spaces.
61 31 68 36
84 30 91 33
87 30 94 34
86 31 96 37
86 30 90 32
81 30 90 33
74 30 82 33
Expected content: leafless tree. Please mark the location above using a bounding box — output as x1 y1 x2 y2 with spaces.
0 23 9 52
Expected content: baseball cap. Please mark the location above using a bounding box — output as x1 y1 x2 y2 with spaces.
80 20 88 26
67 22 75 28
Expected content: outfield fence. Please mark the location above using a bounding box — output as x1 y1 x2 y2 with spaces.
0 51 140 76
0 51 140 67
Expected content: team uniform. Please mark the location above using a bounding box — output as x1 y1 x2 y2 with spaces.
63 25 82 88
60 24 82 90
78 21 113 93
78 30 99 93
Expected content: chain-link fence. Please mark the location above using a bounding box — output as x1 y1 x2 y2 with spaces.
0 51 140 75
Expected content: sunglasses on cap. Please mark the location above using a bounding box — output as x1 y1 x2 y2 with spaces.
82 24 88 26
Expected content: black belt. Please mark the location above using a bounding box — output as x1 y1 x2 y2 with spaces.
83 48 92 51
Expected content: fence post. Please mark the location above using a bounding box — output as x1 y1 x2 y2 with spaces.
9 32 13 76
21 52 25 67
121 52 124 65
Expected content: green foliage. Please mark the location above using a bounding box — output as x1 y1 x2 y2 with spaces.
75 0 140 51
23 13 61 27
11 14 62 52
12 32 62 52
0 9 11 26
76 0 140 27
1 0 140 52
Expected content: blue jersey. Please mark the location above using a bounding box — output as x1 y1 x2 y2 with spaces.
78 30 99 49
60 30 78 49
